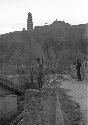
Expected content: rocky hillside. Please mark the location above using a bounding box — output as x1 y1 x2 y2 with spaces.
0 21 88 74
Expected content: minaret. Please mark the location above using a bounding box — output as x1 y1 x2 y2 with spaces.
27 12 33 31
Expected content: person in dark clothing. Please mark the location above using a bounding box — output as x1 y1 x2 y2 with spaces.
76 58 82 81
30 68 34 83
30 67 34 88
37 63 43 89
37 58 44 90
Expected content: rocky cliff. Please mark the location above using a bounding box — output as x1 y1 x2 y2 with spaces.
0 21 88 74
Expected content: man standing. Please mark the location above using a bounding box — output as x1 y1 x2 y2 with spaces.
37 58 43 89
30 67 34 83
30 67 34 88
76 58 82 81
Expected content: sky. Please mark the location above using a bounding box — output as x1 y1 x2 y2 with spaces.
0 0 88 34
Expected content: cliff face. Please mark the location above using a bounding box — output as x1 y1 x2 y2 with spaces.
0 21 88 73
33 21 88 70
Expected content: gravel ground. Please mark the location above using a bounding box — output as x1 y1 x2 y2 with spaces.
43 73 88 124
58 74 88 125
43 73 86 124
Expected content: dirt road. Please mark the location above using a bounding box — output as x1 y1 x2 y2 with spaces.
59 75 88 124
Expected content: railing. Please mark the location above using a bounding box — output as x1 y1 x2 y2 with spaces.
0 101 24 125
0 77 24 95
0 77 18 89
12 111 23 125
0 107 17 125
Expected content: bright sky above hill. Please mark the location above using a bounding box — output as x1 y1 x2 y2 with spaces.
0 0 88 34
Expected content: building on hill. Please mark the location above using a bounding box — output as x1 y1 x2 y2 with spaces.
27 12 33 31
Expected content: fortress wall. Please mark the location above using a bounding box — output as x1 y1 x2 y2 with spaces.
23 89 64 125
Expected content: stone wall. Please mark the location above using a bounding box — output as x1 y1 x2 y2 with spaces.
84 61 88 80
23 89 64 125
70 64 77 79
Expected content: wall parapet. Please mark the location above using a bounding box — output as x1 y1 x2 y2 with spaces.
23 88 64 125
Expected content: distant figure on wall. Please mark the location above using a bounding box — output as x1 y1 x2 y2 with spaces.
30 67 34 83
29 67 35 89
37 58 44 89
76 58 82 81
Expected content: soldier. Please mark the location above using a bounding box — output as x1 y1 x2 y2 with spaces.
37 58 44 89
30 67 34 88
76 58 82 81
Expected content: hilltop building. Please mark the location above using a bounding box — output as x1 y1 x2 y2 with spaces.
27 12 33 31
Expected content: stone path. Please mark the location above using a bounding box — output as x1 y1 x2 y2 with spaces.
59 75 88 125
44 73 88 124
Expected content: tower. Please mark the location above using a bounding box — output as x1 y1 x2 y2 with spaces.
27 12 33 31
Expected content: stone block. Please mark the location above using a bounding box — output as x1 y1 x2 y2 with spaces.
23 89 64 125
